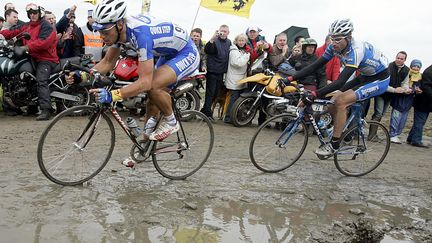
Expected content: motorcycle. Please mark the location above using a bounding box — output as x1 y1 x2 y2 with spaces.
230 58 300 127
231 71 300 127
111 42 205 120
0 33 92 113
231 56 333 133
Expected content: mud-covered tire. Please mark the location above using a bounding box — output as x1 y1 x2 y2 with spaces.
231 96 258 127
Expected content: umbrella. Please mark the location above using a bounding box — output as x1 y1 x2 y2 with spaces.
276 26 310 49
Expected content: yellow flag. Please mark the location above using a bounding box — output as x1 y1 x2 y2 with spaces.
83 0 97 5
200 0 255 18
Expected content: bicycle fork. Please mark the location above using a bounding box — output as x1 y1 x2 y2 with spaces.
73 110 103 150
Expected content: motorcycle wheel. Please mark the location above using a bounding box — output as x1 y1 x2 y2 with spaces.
175 90 200 121
231 96 258 127
61 86 91 116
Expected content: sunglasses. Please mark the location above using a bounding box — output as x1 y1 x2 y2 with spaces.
330 36 346 44
27 10 39 15
98 24 116 35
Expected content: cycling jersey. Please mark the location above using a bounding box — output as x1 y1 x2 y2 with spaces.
323 38 388 76
124 14 199 80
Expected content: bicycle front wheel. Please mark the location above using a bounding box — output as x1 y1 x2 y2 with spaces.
334 121 390 177
37 105 115 186
152 110 214 180
249 113 308 173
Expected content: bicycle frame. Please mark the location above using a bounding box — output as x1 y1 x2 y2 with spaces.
278 100 366 149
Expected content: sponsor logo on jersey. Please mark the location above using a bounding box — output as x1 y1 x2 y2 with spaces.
365 59 379 67
175 53 196 72
360 85 379 96
150 26 171 35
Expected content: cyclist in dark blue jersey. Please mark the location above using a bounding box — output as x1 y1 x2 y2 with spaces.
85 0 199 141
287 19 390 156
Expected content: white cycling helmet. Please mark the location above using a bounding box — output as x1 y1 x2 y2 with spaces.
328 19 353 36
92 0 127 30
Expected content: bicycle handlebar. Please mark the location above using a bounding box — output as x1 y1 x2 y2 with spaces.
65 62 114 88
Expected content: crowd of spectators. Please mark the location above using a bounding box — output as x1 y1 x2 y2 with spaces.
0 3 430 148
0 3 103 120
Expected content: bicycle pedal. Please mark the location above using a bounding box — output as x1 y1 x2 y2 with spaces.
316 153 332 160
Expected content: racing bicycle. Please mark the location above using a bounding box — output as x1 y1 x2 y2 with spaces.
37 69 214 186
249 84 390 176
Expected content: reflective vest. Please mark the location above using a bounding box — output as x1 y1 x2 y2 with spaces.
81 24 104 62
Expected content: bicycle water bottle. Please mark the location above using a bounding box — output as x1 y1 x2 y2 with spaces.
126 117 142 138
317 120 328 138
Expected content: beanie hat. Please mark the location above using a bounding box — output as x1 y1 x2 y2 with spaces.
410 59 422 69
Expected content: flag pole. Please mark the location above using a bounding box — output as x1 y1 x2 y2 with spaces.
190 0 202 34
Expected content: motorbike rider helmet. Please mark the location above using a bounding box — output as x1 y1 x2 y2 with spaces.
328 19 353 36
301 38 317 53
92 0 127 30
26 3 45 19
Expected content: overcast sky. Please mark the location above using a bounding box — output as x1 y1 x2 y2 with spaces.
9 0 432 68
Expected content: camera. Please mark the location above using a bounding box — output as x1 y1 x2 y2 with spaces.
215 31 220 36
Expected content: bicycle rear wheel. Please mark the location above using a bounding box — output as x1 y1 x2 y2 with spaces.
249 113 308 173
37 105 115 186
334 121 390 177
152 110 214 180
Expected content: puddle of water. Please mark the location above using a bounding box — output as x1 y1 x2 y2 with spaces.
381 235 413 243
5 194 427 242
0 223 106 242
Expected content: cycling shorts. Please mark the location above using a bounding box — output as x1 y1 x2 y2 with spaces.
155 39 200 82
340 69 390 101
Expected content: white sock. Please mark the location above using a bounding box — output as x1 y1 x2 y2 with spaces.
165 113 176 126
144 117 157 136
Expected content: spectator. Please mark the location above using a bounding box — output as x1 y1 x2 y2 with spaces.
4 2 14 10
44 10 56 25
223 33 250 124
3 3 25 25
288 38 326 91
74 10 104 62
269 32 289 68
316 34 340 82
246 26 272 125
369 51 409 139
294 35 305 46
246 26 272 65
0 3 59 120
389 59 423 144
200 24 231 120
407 63 431 148
191 27 207 72
2 9 18 30
290 44 302 59
56 6 79 58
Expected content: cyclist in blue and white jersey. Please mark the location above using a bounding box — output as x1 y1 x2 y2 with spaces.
287 19 390 157
84 0 199 141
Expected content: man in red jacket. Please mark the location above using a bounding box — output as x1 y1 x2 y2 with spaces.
0 3 58 120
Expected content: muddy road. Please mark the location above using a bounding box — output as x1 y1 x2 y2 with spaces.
0 113 431 242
